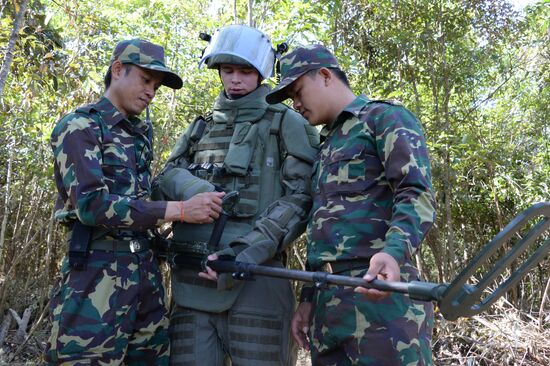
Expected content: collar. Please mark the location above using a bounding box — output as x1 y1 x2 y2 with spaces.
212 84 271 124
320 94 370 136
90 97 148 134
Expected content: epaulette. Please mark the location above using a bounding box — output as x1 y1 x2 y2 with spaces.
370 99 403 106
74 103 97 115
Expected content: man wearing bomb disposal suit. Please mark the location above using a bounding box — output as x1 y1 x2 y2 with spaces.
266 44 436 365
153 26 319 365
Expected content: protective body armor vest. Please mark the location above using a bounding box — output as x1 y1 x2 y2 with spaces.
170 85 292 311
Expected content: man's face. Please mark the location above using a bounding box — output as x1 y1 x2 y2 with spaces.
219 64 260 97
111 62 164 117
287 70 328 126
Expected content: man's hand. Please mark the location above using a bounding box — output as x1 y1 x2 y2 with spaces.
198 253 219 281
165 191 224 224
355 252 400 300
291 302 313 350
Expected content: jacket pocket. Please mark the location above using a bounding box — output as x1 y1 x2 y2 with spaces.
320 147 371 195
102 144 136 196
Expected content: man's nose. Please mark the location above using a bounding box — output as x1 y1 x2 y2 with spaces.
231 72 241 83
292 98 301 110
145 85 156 98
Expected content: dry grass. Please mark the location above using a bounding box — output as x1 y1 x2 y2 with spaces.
433 299 550 365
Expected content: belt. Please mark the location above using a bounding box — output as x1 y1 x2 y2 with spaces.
317 259 371 274
89 238 150 253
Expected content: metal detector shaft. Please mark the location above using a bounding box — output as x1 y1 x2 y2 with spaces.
204 259 448 302
171 202 550 321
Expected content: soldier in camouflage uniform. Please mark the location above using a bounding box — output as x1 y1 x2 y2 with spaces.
266 44 436 365
152 25 319 366
45 39 224 365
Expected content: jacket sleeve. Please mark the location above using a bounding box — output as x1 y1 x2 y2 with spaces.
232 109 320 264
373 104 436 264
51 113 167 230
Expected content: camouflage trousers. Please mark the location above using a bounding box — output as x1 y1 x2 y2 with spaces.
310 268 434 366
44 250 170 365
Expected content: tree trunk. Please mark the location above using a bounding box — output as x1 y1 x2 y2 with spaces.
0 0 29 101
442 73 456 275
0 313 12 346
248 0 254 27
0 136 15 271
44 204 56 285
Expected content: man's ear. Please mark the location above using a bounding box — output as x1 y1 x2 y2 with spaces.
318 67 332 86
110 60 123 81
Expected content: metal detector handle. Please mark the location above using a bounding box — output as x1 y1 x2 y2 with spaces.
438 202 550 320
207 191 240 251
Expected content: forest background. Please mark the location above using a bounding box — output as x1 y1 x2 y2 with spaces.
0 0 549 364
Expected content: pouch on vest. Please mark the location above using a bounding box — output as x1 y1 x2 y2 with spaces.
223 122 259 176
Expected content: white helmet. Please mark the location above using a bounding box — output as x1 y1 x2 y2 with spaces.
199 25 275 80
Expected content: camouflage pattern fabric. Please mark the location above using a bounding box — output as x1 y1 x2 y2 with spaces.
111 38 182 89
310 268 433 366
51 96 167 231
45 250 169 365
266 43 436 365
47 95 171 363
306 95 436 269
304 95 436 365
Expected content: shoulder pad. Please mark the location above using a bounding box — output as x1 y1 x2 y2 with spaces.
280 109 320 164
369 99 403 106
267 103 291 113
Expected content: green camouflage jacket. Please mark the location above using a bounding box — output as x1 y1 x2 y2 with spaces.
306 95 436 270
51 97 166 233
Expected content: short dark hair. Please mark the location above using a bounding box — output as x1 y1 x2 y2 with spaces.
329 67 350 87
305 67 350 88
104 63 133 89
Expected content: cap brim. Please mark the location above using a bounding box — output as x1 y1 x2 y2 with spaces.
139 64 183 90
265 71 307 104
160 71 183 89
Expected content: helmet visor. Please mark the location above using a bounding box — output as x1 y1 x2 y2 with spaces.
199 25 275 79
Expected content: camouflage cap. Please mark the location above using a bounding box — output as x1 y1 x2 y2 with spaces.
111 39 183 89
265 44 339 104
